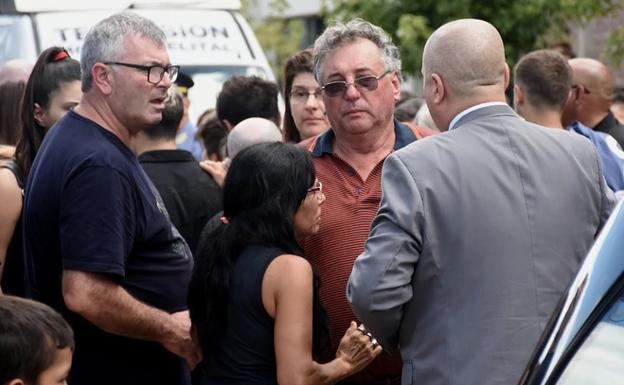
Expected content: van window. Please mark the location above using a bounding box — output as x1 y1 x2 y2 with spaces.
0 15 37 62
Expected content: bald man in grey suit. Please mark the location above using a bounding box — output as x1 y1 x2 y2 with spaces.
348 19 616 385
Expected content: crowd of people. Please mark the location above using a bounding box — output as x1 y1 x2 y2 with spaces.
0 10 622 385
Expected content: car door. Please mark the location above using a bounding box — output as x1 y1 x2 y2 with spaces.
519 200 624 385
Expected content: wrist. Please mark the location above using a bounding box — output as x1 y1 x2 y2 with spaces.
331 355 354 380
158 312 179 345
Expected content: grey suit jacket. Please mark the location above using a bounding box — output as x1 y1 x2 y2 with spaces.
348 104 615 385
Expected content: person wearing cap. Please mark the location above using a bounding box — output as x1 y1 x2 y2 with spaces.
175 72 204 160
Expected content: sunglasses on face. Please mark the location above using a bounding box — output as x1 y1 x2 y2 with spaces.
321 70 392 97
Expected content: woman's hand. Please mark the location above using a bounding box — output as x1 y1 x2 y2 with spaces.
335 321 383 375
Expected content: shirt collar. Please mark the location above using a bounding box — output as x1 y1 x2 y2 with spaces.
137 149 196 163
449 102 509 130
569 121 592 136
311 120 417 157
594 111 619 133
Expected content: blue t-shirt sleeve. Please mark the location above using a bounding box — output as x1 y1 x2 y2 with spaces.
59 165 136 278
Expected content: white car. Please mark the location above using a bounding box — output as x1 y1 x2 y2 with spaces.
519 200 624 384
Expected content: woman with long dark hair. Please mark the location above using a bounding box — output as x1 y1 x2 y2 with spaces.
0 47 81 295
0 80 26 147
188 142 381 384
282 49 330 143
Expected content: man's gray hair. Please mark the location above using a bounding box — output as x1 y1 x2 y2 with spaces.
313 18 401 82
81 12 166 91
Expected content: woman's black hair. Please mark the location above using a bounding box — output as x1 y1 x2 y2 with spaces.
0 81 25 145
188 142 329 361
15 46 81 177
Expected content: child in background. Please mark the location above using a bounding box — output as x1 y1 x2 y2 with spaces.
0 296 74 385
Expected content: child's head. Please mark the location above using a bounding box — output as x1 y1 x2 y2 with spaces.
0 296 74 385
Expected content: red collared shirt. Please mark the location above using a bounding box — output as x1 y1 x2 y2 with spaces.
301 121 419 382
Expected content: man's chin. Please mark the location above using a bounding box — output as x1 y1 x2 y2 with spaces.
148 111 164 125
337 120 375 135
130 113 163 134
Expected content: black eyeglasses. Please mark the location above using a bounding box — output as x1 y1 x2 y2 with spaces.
104 62 180 84
321 71 392 97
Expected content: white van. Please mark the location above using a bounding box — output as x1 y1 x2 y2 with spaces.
0 0 277 120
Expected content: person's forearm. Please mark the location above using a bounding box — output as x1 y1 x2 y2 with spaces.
311 358 352 385
280 358 351 385
63 271 199 367
0 250 9 296
0 254 5 295
62 271 176 344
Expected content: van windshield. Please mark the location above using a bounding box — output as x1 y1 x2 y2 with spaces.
182 65 269 124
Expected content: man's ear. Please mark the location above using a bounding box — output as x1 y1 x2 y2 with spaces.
564 86 582 111
503 63 510 90
6 379 25 385
431 73 445 105
391 71 401 103
91 63 113 96
514 84 524 106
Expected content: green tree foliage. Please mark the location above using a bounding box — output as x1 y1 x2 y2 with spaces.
241 0 304 86
329 0 624 75
605 28 624 66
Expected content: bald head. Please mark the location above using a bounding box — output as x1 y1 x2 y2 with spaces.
423 19 507 96
568 58 613 102
0 59 33 85
227 118 282 159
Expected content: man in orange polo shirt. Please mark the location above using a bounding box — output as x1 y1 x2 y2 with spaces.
300 18 419 384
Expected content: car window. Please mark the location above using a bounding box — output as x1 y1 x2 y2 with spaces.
556 296 624 384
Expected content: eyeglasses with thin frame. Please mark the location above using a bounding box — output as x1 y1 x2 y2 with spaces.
321 70 393 97
307 180 323 195
290 87 323 103
104 62 180 85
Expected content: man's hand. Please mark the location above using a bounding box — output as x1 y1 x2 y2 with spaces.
199 159 228 188
63 271 202 368
162 310 202 369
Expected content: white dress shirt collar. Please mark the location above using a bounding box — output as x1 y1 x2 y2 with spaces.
448 102 509 130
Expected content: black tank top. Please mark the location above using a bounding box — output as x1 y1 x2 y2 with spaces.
200 243 282 384
0 160 25 296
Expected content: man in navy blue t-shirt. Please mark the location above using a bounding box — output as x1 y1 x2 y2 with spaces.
23 12 198 385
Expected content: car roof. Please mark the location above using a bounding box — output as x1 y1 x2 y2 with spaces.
2 0 241 13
